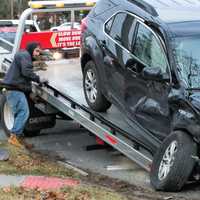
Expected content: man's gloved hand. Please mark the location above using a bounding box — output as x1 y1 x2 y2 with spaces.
39 77 48 85
29 92 40 102
33 60 48 71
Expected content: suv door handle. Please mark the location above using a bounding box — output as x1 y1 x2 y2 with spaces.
101 40 106 49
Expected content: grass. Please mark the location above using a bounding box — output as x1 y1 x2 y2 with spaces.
0 186 127 200
0 142 79 178
0 141 128 200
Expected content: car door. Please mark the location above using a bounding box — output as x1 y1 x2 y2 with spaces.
103 12 136 107
125 21 171 140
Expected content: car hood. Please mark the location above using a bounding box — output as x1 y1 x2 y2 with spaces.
168 88 200 112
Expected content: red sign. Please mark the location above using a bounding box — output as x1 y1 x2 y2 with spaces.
20 30 81 49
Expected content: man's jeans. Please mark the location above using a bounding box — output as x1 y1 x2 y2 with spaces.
6 91 30 136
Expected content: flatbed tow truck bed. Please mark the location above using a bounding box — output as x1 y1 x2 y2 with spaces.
32 58 154 171
0 1 154 174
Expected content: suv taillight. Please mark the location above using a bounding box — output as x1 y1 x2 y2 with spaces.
81 17 87 34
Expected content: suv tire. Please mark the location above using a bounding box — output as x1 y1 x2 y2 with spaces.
83 61 111 112
150 131 197 191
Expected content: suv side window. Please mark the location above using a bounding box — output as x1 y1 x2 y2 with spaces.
105 16 114 34
105 12 136 51
109 13 127 44
133 23 168 73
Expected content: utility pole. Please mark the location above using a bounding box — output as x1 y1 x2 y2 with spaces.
10 0 14 19
18 0 22 18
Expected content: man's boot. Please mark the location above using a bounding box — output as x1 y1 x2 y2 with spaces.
8 134 34 149
8 134 24 148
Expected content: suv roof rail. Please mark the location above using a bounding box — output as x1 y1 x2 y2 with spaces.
127 0 158 17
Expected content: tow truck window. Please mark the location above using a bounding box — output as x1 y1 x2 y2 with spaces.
0 27 17 43
0 21 39 57
35 11 73 31
0 26 16 55
75 10 90 23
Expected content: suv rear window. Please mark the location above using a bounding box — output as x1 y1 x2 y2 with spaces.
105 12 136 51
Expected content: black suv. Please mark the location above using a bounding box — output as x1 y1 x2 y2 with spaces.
81 0 200 191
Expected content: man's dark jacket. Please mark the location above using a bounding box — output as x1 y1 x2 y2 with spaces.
3 50 40 92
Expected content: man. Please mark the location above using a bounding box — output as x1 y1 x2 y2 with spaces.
3 42 47 148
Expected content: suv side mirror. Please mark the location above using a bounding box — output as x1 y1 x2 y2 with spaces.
142 67 162 80
141 67 169 81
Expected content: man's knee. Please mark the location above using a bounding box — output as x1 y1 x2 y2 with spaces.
19 93 30 121
24 106 30 122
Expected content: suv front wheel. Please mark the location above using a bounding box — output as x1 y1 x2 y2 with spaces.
150 131 197 191
83 61 111 112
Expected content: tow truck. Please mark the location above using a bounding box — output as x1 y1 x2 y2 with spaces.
1 0 152 178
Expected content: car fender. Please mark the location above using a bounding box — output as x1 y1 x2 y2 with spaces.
172 109 200 142
81 34 107 93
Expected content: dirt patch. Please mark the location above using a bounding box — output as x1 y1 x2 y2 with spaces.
82 172 192 200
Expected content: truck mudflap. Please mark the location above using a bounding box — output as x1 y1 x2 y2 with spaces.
25 114 56 133
23 93 57 133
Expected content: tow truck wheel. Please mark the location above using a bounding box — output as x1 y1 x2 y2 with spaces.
83 61 111 112
150 131 197 192
1 95 41 137
1 95 14 137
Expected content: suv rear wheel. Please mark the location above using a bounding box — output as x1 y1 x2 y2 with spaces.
150 131 197 191
83 61 111 112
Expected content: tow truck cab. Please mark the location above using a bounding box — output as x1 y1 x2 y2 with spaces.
0 0 96 73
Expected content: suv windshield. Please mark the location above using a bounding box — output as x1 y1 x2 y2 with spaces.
170 21 200 89
173 36 200 88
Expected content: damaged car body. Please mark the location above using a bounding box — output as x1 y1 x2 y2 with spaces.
81 0 200 191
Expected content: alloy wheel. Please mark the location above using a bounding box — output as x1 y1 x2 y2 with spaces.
158 140 178 181
85 69 97 103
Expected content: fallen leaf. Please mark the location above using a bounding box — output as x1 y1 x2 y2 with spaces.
2 187 11 193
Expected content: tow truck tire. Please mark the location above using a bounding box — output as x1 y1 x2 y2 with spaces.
150 131 197 192
1 95 41 137
83 61 111 112
1 95 14 137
